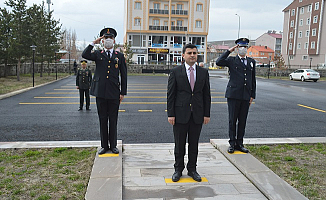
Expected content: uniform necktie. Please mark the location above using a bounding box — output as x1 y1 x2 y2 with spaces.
241 58 246 67
189 66 195 91
107 51 111 58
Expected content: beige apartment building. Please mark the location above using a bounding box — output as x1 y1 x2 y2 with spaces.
256 30 282 56
282 0 326 68
123 0 210 64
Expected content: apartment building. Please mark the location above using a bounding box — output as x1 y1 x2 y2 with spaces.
282 0 326 68
256 30 282 56
123 0 210 64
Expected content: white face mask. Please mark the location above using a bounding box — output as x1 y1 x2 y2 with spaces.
238 47 247 56
104 38 114 49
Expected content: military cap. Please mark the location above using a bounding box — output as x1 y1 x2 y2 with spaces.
100 27 117 38
235 38 249 47
80 60 87 64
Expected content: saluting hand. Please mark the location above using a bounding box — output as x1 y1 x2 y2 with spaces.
228 45 239 53
93 36 104 44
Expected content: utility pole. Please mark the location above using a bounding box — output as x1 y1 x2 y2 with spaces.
47 0 51 13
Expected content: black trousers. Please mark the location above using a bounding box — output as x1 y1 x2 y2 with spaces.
227 98 250 146
79 89 90 109
96 97 120 149
173 113 203 172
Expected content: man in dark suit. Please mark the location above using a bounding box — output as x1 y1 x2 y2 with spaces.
76 60 92 111
216 38 256 154
82 27 127 155
167 43 211 182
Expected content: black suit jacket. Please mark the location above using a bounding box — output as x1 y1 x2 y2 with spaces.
167 64 211 124
216 50 256 100
82 45 127 99
76 68 92 90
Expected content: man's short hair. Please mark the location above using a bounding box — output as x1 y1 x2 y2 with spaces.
182 43 197 54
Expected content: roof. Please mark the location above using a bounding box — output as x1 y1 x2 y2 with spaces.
268 33 282 39
250 46 274 53
283 0 317 12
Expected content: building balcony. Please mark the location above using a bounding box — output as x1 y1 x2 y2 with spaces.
171 26 187 31
149 9 169 15
149 25 169 31
171 9 188 15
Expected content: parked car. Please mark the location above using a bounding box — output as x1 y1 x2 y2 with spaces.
289 69 320 82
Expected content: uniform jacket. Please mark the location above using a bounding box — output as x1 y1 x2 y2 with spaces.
167 64 211 124
76 68 92 89
82 45 127 99
216 50 256 100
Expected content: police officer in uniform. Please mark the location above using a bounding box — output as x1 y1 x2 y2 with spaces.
76 60 92 111
82 27 127 154
216 38 256 153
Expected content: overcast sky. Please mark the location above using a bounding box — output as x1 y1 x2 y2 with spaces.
1 0 292 46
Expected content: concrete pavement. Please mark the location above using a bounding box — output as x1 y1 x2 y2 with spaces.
2 137 325 199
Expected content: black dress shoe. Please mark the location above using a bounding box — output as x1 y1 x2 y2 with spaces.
111 147 119 154
187 171 202 182
86 108 91 111
98 148 109 155
78 108 83 111
227 145 235 153
236 145 249 153
172 171 182 182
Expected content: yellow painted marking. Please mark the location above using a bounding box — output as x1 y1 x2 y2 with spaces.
34 97 95 99
19 102 230 105
165 177 208 183
66 84 75 86
211 92 224 94
138 110 152 112
211 96 224 98
119 110 126 112
228 151 248 155
165 110 167 112
298 104 326 113
128 84 166 86
61 86 76 88
45 92 79 94
98 153 119 157
54 89 78 90
128 92 166 94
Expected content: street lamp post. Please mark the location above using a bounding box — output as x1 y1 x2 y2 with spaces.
30 45 37 87
310 57 312 69
55 51 58 80
235 14 240 38
68 51 71 75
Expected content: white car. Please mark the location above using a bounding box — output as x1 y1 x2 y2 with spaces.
289 69 320 82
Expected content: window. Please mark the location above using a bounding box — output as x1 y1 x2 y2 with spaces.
177 20 182 27
299 0 302 2
290 32 293 38
308 5 312 12
299 31 302 38
315 2 319 10
135 2 141 10
298 43 301 49
291 9 295 16
300 7 304 14
171 21 175 26
164 5 168 10
307 18 310 25
290 20 294 27
306 30 310 37
289 43 292 50
311 41 315 49
304 42 309 49
134 18 141 26
299 19 303 26
312 28 316 36
303 55 308 60
154 3 160 9
153 19 160 26
196 3 203 12
289 55 294 60
313 15 318 23
177 4 183 10
196 20 202 28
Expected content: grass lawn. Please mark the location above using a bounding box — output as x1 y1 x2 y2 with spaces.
248 143 326 200
0 147 96 199
0 73 70 95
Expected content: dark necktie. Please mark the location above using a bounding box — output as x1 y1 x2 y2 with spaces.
241 58 246 67
107 51 111 58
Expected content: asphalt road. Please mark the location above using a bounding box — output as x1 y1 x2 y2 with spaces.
1 71 325 143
